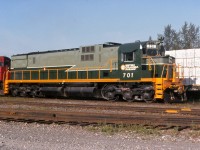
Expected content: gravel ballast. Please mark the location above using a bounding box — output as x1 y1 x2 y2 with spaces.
0 121 200 150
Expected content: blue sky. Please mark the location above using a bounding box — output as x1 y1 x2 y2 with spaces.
0 0 200 56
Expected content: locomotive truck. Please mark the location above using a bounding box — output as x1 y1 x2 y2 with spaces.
0 40 186 102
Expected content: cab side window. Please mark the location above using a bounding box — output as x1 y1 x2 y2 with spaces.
122 52 135 62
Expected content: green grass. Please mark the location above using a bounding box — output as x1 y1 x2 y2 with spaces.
85 123 161 135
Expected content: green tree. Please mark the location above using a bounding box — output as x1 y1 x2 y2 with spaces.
148 36 152 41
171 30 181 50
180 22 200 49
180 22 190 49
161 22 200 50
163 24 175 50
188 23 200 48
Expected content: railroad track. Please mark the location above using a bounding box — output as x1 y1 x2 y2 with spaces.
0 108 200 127
0 99 197 116
0 98 200 127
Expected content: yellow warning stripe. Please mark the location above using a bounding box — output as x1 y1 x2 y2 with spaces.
165 109 179 113
165 107 192 114
181 108 191 111
6 79 120 83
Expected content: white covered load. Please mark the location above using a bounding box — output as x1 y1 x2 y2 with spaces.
166 49 200 86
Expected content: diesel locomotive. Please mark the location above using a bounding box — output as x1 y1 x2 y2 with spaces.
0 40 186 102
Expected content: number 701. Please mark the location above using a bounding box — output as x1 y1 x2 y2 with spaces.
123 73 134 78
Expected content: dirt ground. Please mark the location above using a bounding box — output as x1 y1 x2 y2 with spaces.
0 121 200 150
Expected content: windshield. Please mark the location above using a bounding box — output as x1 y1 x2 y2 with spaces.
145 41 159 56
146 49 158 56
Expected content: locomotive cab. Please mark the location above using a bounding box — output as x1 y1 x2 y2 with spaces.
118 42 142 80
118 40 166 80
118 40 185 102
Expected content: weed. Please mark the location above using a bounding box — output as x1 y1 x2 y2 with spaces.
85 123 161 136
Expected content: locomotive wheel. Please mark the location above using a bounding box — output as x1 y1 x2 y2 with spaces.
143 92 155 103
123 91 134 102
164 90 184 103
164 90 173 103
101 84 119 101
30 90 37 98
125 98 134 102
30 85 39 98
19 91 27 97
105 93 119 101
144 98 154 103
11 89 18 97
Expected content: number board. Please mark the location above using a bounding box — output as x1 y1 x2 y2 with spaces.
120 64 140 80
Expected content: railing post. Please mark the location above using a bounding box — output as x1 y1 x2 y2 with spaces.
30 70 32 80
39 70 40 80
14 71 15 80
110 59 112 72
76 69 78 79
98 67 100 79
66 70 68 79
57 69 58 79
22 71 23 80
172 64 176 82
166 65 169 79
161 64 165 78
48 70 49 80
86 67 88 79
177 64 180 79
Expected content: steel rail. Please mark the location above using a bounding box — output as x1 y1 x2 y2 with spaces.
0 108 200 126
0 100 197 116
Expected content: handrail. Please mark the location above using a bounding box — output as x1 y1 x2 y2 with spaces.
161 63 184 81
67 57 117 71
8 57 118 81
146 56 156 78
161 64 166 78
110 58 117 72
